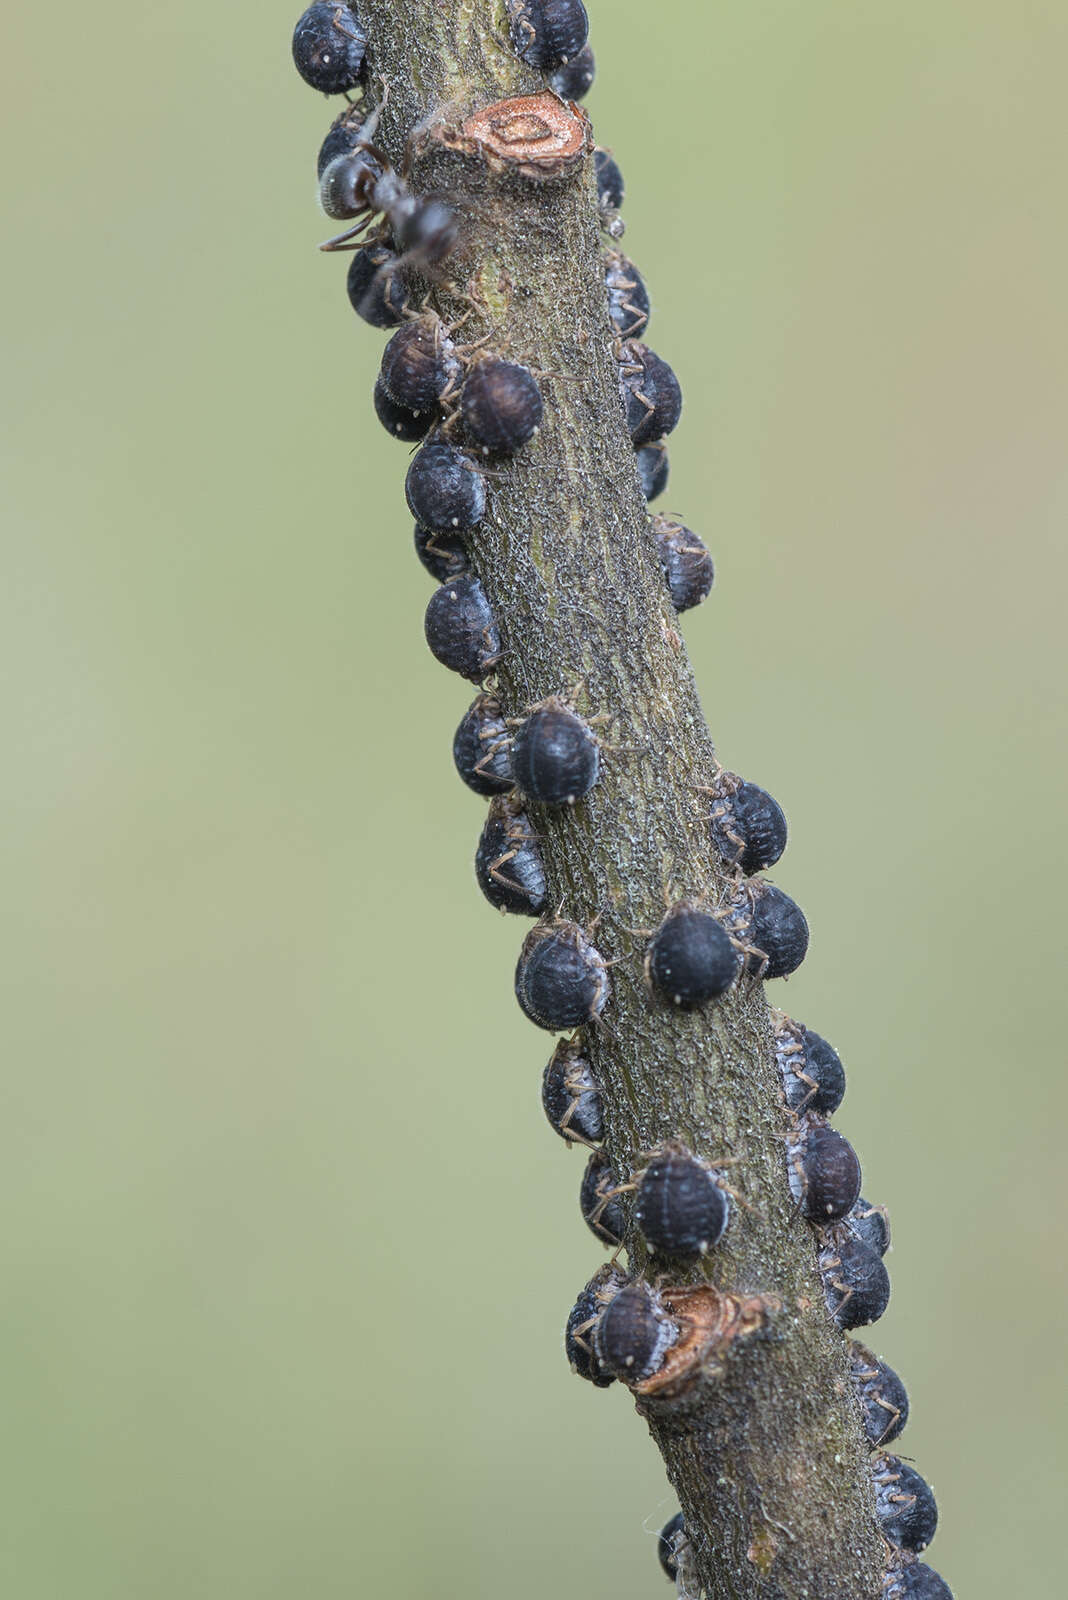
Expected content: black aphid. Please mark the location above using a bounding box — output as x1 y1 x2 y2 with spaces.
423 574 499 680
819 1235 891 1329
542 1036 603 1144
452 693 513 794
316 104 368 178
740 883 810 979
844 1198 891 1258
873 1456 939 1554
373 379 434 442
564 1263 627 1386
509 0 590 70
461 358 544 455
619 340 683 446
292 2 367 94
774 1019 846 1115
636 1149 729 1257
605 250 651 338
579 1150 627 1246
849 1342 909 1449
636 441 669 501
515 920 610 1030
415 524 469 584
549 42 595 100
380 319 459 413
405 440 487 531
511 701 600 807
650 516 714 612
709 776 788 876
788 1120 862 1221
884 1564 954 1600
346 243 410 328
658 1512 687 1583
474 796 546 916
646 903 739 1008
593 1281 677 1382
594 147 625 211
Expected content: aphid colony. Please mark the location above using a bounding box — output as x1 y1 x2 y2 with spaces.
291 7 952 1595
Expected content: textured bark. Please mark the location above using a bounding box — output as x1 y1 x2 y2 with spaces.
358 4 887 1595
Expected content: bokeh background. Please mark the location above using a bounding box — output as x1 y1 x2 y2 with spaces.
2 1 1065 1595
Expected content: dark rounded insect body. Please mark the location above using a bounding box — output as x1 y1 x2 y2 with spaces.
650 516 714 612
292 3 367 94
849 1342 909 1449
820 1235 891 1328
741 883 810 978
515 921 610 1030
381 321 459 415
884 1564 954 1600
593 1281 677 1382
510 0 590 70
319 147 383 220
636 441 669 501
549 42 595 100
415 524 469 584
658 1513 687 1583
580 1150 627 1246
594 147 625 211
710 777 788 875
564 1264 627 1386
461 359 544 455
636 1149 729 1257
604 251 651 338
774 1019 847 1114
373 379 434 442
646 904 739 1008
423 575 500 681
511 702 600 807
474 796 546 916
845 1197 892 1257
619 340 683 446
789 1120 862 1221
541 1037 603 1144
405 441 486 531
452 693 513 793
873 1456 939 1553
316 105 368 178
346 243 411 328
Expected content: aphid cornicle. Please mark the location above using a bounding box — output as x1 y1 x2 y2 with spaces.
604 251 651 339
709 775 788 876
635 1149 729 1257
292 2 367 94
884 1563 954 1600
646 903 739 1009
509 0 590 71
373 379 434 442
650 517 714 613
849 1341 910 1449
844 1197 891 1257
592 1281 677 1382
346 243 411 328
460 359 544 455
564 1263 627 1386
549 42 595 101
819 1235 891 1329
788 1120 862 1221
873 1455 939 1554
515 920 610 1030
619 340 683 447
452 692 513 794
510 701 600 808
657 1512 687 1583
740 882 810 979
541 1036 603 1144
474 796 547 916
579 1150 627 1246
415 524 469 585
380 320 459 414
405 440 487 532
423 574 500 681
774 1019 847 1115
594 147 625 211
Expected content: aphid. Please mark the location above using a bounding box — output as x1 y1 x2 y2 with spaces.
636 440 669 501
873 1455 939 1554
657 1512 687 1583
592 1281 677 1382
380 319 460 414
415 524 469 584
405 440 487 531
604 250 651 339
844 1197 891 1257
452 692 513 793
819 1235 891 1329
423 574 500 681
619 340 683 446
564 1263 627 1386
635 1148 729 1257
460 358 544 455
774 1019 846 1115
849 1341 909 1449
292 2 367 94
509 0 590 71
515 920 610 1030
580 1150 627 1246
510 700 600 807
645 903 739 1008
787 1120 862 1221
549 42 595 100
594 147 625 211
474 795 546 916
740 882 810 979
541 1036 603 1144
709 775 788 876
316 104 369 178
373 378 434 442
884 1563 954 1600
346 243 412 328
650 516 714 612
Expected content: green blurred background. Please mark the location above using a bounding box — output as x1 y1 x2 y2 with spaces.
2 1 1065 1594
